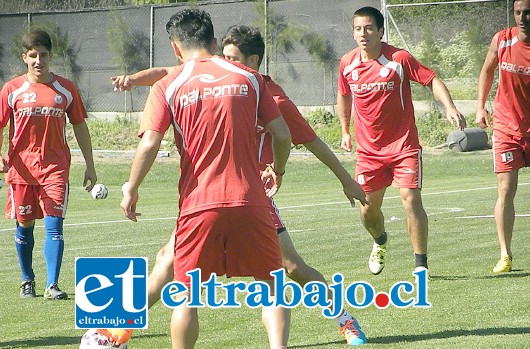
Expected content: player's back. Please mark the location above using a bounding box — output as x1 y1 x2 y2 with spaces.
159 56 273 216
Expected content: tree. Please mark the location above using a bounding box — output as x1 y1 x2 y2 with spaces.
254 1 338 81
106 10 150 74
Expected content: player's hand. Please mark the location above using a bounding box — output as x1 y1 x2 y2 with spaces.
261 167 283 197
83 168 97 191
446 107 466 130
475 108 490 129
0 156 8 173
121 188 141 222
111 75 133 92
343 179 369 207
340 134 352 152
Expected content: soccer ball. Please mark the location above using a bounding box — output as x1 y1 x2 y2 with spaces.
91 184 109 199
80 329 127 349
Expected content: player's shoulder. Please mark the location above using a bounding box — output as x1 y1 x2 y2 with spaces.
382 42 414 61
2 74 27 90
340 48 358 62
52 74 78 91
262 75 286 97
496 27 519 42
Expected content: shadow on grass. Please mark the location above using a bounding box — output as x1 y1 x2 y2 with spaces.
431 271 530 281
289 327 530 348
0 333 166 348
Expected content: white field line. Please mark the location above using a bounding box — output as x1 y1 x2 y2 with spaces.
0 182 528 233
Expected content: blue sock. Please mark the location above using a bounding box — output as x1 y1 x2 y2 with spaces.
15 223 35 282
43 216 64 288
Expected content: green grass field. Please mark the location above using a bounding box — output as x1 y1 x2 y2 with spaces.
0 150 529 348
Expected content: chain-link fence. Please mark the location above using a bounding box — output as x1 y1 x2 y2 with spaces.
0 0 378 114
1 0 512 114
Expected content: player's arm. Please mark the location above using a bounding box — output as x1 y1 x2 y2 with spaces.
121 129 163 222
428 77 466 130
336 93 353 152
476 33 499 129
263 116 291 197
0 127 6 173
303 137 368 206
111 66 174 91
72 121 97 191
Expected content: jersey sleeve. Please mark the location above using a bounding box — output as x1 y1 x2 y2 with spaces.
398 51 436 86
138 80 172 137
65 82 88 125
275 95 316 145
257 77 281 126
0 84 13 128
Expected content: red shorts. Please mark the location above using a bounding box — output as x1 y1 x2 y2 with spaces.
174 206 282 286
268 198 286 233
5 183 68 222
355 149 422 193
492 130 530 173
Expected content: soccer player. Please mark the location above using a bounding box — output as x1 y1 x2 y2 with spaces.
0 29 97 299
337 7 466 276
110 24 369 347
476 0 530 273
120 9 292 349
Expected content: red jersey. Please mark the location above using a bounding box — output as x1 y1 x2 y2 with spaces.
140 56 281 217
0 74 87 185
492 27 530 137
257 76 317 167
338 42 436 156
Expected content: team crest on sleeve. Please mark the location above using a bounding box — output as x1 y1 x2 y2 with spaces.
379 67 390 78
54 94 63 104
351 70 359 81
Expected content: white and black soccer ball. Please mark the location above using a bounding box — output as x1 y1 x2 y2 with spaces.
80 329 127 349
91 184 109 200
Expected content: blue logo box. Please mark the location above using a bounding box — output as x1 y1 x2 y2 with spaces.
75 257 148 329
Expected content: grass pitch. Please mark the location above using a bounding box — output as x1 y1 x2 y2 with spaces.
0 149 529 348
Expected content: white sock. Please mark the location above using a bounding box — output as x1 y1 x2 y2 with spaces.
334 309 354 327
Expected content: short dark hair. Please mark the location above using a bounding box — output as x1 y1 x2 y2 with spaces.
22 29 52 52
353 6 385 30
165 9 214 49
222 25 265 67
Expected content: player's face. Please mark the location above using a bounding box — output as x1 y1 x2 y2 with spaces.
514 0 530 37
22 45 51 82
353 16 383 51
223 44 256 70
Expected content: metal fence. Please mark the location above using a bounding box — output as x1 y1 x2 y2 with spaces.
0 0 513 113
0 0 378 113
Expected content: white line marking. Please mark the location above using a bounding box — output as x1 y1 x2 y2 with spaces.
0 183 526 231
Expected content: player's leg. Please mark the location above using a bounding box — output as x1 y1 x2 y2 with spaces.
9 184 38 297
394 150 428 271
399 188 428 270
41 182 68 299
43 215 67 299
491 130 523 272
258 278 291 348
170 291 199 349
278 224 366 345
148 233 175 308
360 189 388 275
355 157 391 275
493 170 518 272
